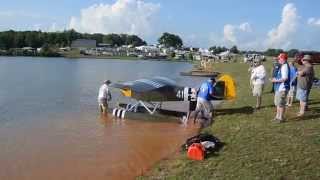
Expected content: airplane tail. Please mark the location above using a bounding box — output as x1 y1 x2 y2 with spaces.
217 74 237 100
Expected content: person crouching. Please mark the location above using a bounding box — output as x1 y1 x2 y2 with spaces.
98 80 112 114
193 77 217 127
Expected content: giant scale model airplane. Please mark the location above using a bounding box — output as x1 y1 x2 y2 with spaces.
110 75 236 119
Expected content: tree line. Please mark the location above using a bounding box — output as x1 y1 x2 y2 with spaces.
0 29 147 50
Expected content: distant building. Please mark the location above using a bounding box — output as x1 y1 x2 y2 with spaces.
97 43 112 48
71 39 96 50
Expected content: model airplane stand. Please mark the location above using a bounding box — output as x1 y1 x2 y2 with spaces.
126 100 161 115
112 86 197 119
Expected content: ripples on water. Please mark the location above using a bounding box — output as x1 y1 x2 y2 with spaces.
0 57 206 180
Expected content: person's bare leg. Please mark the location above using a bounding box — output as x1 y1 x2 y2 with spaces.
102 104 108 114
275 107 280 120
279 107 285 121
299 101 306 116
99 104 103 113
289 97 292 106
256 96 262 109
184 111 191 125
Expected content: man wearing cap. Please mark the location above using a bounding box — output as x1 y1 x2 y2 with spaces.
193 77 217 127
98 80 112 114
270 53 290 122
296 55 314 116
250 58 266 110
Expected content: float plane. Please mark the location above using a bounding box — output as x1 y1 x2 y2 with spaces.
110 75 236 119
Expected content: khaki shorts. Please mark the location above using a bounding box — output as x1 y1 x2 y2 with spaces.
195 98 213 119
274 91 288 107
252 84 264 97
98 98 108 107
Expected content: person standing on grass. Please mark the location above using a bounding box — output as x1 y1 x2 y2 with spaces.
250 58 266 110
98 80 112 114
270 58 281 93
270 53 290 122
286 61 298 107
296 55 314 116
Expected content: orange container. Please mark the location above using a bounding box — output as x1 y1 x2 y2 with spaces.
187 143 205 161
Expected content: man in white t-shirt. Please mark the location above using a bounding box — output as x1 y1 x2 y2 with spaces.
98 80 112 114
270 53 290 122
250 58 266 109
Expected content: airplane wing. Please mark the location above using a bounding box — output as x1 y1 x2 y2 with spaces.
110 76 176 93
110 76 189 102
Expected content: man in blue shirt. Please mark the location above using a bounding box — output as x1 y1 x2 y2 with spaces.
271 53 290 122
193 77 216 127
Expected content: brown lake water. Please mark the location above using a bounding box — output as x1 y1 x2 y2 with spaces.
0 57 208 180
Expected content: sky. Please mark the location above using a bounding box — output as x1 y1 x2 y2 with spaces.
1 0 320 51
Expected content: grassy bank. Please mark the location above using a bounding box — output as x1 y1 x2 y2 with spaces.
139 59 320 179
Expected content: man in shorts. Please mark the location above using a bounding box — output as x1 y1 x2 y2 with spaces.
98 80 112 114
193 77 216 127
296 55 314 116
270 53 290 122
250 58 266 110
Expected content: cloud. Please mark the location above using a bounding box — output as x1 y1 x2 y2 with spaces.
239 22 252 32
223 22 252 44
223 24 237 43
69 0 160 37
266 3 298 49
308 17 320 27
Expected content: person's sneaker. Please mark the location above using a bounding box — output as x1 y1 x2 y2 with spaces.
297 113 304 117
272 118 284 123
272 117 278 122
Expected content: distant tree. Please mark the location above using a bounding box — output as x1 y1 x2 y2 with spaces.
103 34 123 47
124 35 146 47
91 33 104 44
40 43 60 57
230 45 239 54
209 46 217 53
209 46 228 54
287 49 299 58
264 48 284 57
15 32 25 48
0 30 16 49
158 32 183 48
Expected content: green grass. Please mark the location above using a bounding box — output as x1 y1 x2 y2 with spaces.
138 58 320 180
